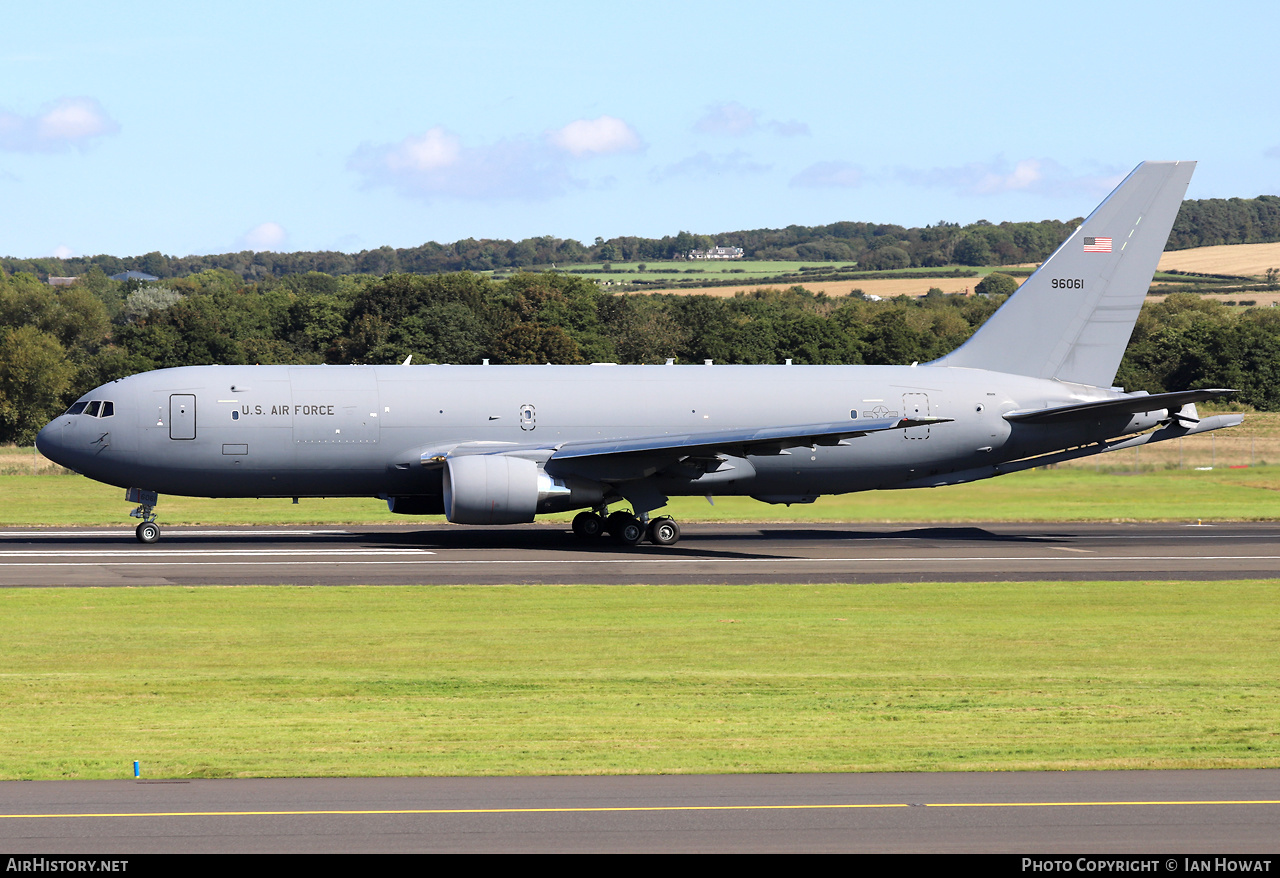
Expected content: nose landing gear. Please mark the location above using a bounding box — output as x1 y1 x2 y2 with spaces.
126 488 161 544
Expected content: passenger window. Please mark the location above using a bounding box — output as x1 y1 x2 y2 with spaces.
84 401 102 417
66 402 88 415
100 401 114 418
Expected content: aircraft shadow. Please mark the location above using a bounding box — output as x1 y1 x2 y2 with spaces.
0 523 1070 555
351 523 1072 555
361 527 790 560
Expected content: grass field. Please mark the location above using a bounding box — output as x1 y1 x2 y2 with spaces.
502 260 990 299
506 260 939 282
5 581 1277 779
555 260 857 280
0 463 1278 526
642 276 990 299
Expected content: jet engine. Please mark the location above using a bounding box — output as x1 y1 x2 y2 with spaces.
443 454 605 524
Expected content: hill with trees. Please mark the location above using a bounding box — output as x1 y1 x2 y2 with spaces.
5 195 1279 283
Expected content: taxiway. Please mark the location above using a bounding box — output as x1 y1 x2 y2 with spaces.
2 770 1278 853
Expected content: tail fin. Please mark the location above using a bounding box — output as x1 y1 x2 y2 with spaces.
933 160 1195 387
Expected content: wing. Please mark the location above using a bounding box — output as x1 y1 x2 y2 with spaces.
417 415 950 483
550 416 945 460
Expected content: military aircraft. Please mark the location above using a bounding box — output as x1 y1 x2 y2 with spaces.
36 160 1240 545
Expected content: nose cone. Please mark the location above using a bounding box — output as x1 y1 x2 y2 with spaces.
35 417 70 468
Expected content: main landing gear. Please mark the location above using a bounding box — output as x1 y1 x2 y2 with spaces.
572 508 681 547
126 488 161 544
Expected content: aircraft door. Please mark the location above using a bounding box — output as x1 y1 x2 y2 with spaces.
902 392 930 439
170 394 196 440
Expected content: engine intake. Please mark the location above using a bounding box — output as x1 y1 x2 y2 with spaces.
443 455 603 524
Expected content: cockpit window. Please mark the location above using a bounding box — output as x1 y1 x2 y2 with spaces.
65 400 114 417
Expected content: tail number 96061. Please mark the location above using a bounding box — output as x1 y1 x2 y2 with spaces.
1051 278 1084 289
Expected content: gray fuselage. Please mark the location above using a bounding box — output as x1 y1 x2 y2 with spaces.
36 362 1155 507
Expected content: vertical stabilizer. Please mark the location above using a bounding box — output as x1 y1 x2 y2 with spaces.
933 161 1194 387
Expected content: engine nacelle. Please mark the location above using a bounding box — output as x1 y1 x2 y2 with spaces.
443 455 604 524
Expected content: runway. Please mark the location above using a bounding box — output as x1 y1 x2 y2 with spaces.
0 521 1278 586
2 771 1278 853
7 522 1277 853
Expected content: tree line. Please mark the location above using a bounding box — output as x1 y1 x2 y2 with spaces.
0 267 1273 446
5 195 1278 283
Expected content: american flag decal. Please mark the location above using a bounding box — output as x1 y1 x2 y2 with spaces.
1083 236 1113 253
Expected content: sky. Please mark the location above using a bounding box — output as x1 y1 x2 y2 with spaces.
3 0 1278 260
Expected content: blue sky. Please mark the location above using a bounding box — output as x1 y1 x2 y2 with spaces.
3 1 1277 260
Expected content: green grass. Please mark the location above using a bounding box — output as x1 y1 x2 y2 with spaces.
508 260 855 281
3 465 1280 526
489 261 983 286
4 581 1278 779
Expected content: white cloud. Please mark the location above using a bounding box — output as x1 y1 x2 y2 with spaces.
694 101 810 138
896 158 1125 199
351 116 641 202
0 97 119 153
768 119 810 137
547 116 641 157
351 129 572 201
239 222 288 252
52 244 75 259
384 127 461 172
790 161 864 189
653 150 771 182
970 159 1044 194
695 102 758 136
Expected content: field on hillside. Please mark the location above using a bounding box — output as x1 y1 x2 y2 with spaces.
513 260 987 299
1158 241 1280 276
643 276 989 299
598 242 1279 300
518 261 971 284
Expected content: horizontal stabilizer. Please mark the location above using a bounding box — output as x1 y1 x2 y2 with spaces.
1004 389 1235 424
